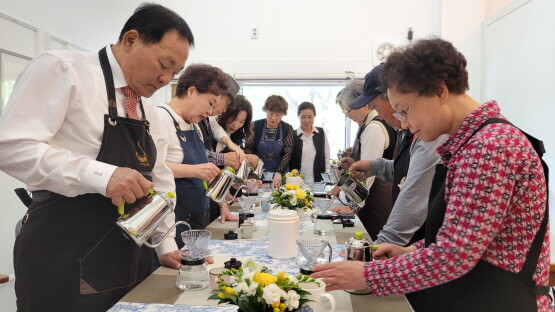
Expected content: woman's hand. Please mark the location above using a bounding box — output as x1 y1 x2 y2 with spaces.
330 206 353 213
223 152 240 169
272 172 282 188
311 261 368 291
219 203 238 223
372 243 417 260
194 163 220 181
245 154 260 167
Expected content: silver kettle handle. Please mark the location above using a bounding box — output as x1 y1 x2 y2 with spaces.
144 221 190 248
226 184 248 204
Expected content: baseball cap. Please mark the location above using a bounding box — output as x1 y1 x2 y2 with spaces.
349 63 385 109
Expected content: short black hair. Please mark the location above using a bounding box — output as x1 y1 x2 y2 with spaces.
118 3 194 46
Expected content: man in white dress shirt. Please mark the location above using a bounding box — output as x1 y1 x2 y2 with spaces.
0 4 193 311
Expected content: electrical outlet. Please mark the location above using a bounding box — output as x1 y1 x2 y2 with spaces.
251 28 258 40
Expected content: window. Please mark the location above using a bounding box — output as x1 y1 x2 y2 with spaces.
1 52 30 115
240 81 356 159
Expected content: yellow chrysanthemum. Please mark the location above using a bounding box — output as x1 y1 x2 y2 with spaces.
296 189 307 200
253 272 277 286
291 169 299 174
276 272 285 283
285 184 294 190
292 184 301 190
217 292 227 299
284 172 293 178
304 199 309 206
224 287 235 296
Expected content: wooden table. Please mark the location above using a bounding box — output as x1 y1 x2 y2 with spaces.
113 203 412 312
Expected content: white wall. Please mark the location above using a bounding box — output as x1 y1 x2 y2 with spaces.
0 1 487 310
481 0 555 258
0 0 140 52
159 0 438 77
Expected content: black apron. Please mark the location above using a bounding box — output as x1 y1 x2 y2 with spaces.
392 130 413 203
349 122 366 161
159 107 210 246
13 47 156 312
405 118 550 312
289 127 326 183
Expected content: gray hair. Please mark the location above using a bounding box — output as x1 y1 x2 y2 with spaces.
336 80 364 106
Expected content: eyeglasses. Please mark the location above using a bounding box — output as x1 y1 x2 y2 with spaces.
341 107 353 115
392 105 410 121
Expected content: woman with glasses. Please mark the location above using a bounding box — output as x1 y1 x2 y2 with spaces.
289 101 330 184
245 95 294 188
157 64 227 245
312 38 550 312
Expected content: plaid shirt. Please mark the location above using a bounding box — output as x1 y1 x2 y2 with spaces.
206 150 224 167
363 101 552 311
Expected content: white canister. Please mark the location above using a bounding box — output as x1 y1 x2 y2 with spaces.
267 209 299 259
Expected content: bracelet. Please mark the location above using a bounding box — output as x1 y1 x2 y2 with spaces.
351 204 362 214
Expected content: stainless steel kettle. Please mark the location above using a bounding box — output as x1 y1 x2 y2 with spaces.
249 159 264 180
330 162 345 182
336 173 369 206
204 168 237 203
344 232 372 294
116 190 189 248
204 167 249 204
234 159 251 184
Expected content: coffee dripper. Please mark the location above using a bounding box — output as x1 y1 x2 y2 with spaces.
176 230 212 290
296 238 332 275
237 196 257 232
311 198 337 235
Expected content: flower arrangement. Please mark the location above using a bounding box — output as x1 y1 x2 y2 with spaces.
284 169 304 179
269 184 314 211
209 259 318 312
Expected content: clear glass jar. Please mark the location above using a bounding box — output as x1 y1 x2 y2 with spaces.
176 259 209 290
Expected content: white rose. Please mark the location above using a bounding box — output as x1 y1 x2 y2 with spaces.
289 194 298 206
233 281 249 295
246 281 259 296
284 290 300 311
234 280 258 296
262 284 286 306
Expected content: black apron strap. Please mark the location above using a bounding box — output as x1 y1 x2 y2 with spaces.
98 48 118 121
